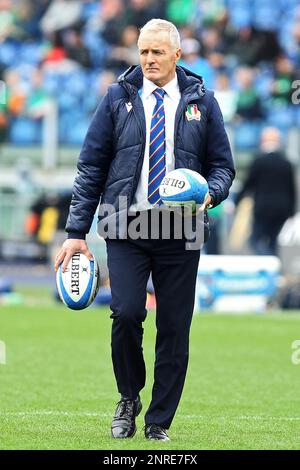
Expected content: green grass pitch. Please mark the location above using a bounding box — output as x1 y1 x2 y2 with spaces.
1 288 300 450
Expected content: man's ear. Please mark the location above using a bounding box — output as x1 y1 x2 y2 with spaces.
175 48 182 62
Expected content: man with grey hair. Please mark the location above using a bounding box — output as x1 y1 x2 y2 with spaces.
55 18 235 441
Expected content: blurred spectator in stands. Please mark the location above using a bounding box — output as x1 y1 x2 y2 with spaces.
4 68 27 116
214 72 237 123
5 0 48 41
197 26 227 79
65 27 92 69
83 69 117 115
270 55 296 107
0 69 26 143
226 27 273 67
99 0 127 46
126 0 166 28
0 85 7 142
42 31 79 72
0 0 16 41
254 29 281 63
96 70 117 101
0 0 299 148
26 68 50 119
235 67 264 121
107 25 139 73
178 24 197 41
40 0 81 35
14 0 51 40
166 0 195 26
43 31 67 64
235 127 296 256
179 38 216 88
0 0 39 43
226 27 258 66
293 21 300 71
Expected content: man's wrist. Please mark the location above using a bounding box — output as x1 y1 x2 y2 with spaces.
67 232 86 240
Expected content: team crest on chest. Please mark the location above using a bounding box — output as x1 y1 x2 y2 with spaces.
185 104 201 121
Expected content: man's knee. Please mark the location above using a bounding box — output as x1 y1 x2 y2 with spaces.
110 302 147 326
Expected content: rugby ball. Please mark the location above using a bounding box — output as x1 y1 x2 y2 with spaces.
159 168 209 212
56 252 100 310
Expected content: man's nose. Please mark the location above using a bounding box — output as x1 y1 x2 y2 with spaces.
146 52 155 63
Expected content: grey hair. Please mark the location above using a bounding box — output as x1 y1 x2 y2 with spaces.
138 19 181 50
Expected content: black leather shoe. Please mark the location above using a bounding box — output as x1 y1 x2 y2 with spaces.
144 424 170 441
111 396 142 438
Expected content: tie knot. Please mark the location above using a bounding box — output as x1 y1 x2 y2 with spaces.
153 88 165 101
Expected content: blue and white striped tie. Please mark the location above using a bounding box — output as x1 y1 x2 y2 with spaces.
148 88 166 206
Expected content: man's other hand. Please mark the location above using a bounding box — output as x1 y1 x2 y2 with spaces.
196 193 213 213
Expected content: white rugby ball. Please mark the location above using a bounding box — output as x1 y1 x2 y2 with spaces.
159 168 209 212
56 252 100 310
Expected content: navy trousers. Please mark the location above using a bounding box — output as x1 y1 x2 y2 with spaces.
106 215 200 429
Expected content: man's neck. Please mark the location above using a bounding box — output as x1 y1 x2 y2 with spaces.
144 74 177 89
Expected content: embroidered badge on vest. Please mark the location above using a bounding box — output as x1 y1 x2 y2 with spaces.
185 104 201 121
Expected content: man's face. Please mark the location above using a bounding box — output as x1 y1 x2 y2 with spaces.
138 31 181 87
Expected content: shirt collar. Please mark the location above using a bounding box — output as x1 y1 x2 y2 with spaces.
142 74 180 100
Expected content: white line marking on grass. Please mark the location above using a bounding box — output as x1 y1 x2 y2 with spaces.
181 415 300 422
1 411 300 422
0 411 111 418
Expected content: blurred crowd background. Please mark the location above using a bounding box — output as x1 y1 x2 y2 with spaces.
1 0 300 145
1 0 300 307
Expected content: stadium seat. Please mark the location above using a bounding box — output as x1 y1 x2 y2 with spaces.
10 117 42 145
63 72 89 97
254 69 274 99
80 1 99 21
226 0 252 28
57 92 79 112
66 119 90 146
0 41 20 67
43 71 63 95
233 121 262 151
266 106 294 131
19 42 43 66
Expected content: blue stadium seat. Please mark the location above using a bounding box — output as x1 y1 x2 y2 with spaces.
294 107 300 128
59 111 89 145
10 117 42 145
66 118 90 146
252 0 280 30
19 42 43 66
225 0 252 28
254 69 274 99
0 41 20 67
233 121 262 151
63 72 88 96
80 1 99 21
266 106 294 131
58 113 71 144
57 92 79 112
83 30 109 68
252 9 279 31
43 72 63 94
